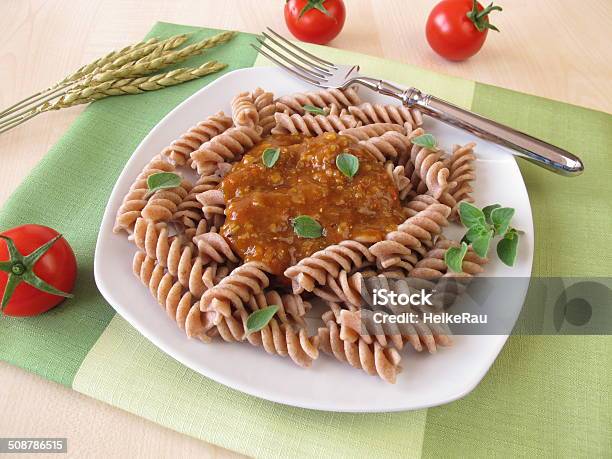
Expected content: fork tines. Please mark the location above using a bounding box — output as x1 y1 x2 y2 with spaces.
251 28 337 87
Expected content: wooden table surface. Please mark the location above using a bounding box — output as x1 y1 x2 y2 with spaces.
0 0 610 457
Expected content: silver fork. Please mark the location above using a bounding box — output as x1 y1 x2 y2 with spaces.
252 28 584 176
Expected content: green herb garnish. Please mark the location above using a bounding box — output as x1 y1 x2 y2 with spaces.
482 204 501 224
335 152 359 179
490 207 515 236
445 241 468 273
411 133 438 150
262 147 280 168
457 201 521 268
497 228 519 266
303 104 327 116
292 215 323 239
459 201 486 228
145 172 181 198
246 306 279 333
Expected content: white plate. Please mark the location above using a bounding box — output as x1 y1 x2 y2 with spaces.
95 67 534 412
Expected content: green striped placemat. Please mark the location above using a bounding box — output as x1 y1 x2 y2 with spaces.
0 22 610 458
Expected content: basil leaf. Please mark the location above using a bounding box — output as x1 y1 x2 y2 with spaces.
482 204 501 225
246 305 279 333
458 201 485 228
262 147 280 168
444 242 468 273
491 207 515 236
292 215 323 239
411 133 438 149
497 228 519 266
303 104 326 116
336 152 359 178
471 229 494 258
146 172 181 198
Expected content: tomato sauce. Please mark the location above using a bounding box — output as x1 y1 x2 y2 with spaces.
220 133 406 276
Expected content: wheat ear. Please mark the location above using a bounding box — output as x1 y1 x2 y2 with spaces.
91 31 236 83
39 61 228 111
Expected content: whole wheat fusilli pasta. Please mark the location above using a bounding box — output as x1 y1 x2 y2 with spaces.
284 241 375 294
190 126 261 175
339 307 452 354
231 91 259 129
347 103 423 130
114 155 175 233
133 251 200 334
133 217 212 297
141 177 192 223
161 112 233 166
409 142 451 200
173 173 223 233
340 123 405 141
318 304 402 383
437 143 477 218
199 261 272 318
370 202 451 269
252 87 277 136
410 238 488 278
196 188 226 228
275 87 361 115
271 112 359 136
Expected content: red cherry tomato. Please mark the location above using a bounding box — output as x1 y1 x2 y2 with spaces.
426 0 502 61
0 225 76 317
284 0 346 45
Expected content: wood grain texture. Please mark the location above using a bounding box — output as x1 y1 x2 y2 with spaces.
0 0 610 457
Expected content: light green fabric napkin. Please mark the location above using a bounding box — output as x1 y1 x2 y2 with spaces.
0 22 610 458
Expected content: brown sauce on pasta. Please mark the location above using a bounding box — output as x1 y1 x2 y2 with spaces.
220 133 406 276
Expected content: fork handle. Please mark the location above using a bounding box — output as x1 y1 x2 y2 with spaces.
353 78 584 176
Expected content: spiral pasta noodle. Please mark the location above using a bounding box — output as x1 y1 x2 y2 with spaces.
173 173 223 232
271 112 359 136
190 126 262 175
318 304 402 383
245 292 318 366
196 189 226 228
161 112 233 166
132 217 213 297
354 131 412 163
193 230 238 265
409 142 451 200
231 91 259 129
252 87 277 136
113 155 176 233
437 143 477 218
133 251 204 336
370 201 451 269
141 177 192 223
206 307 319 368
259 290 311 328
312 270 368 309
275 87 361 115
199 261 272 318
338 307 452 354
284 240 375 294
410 237 488 279
340 123 405 141
347 103 423 130
385 161 412 199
